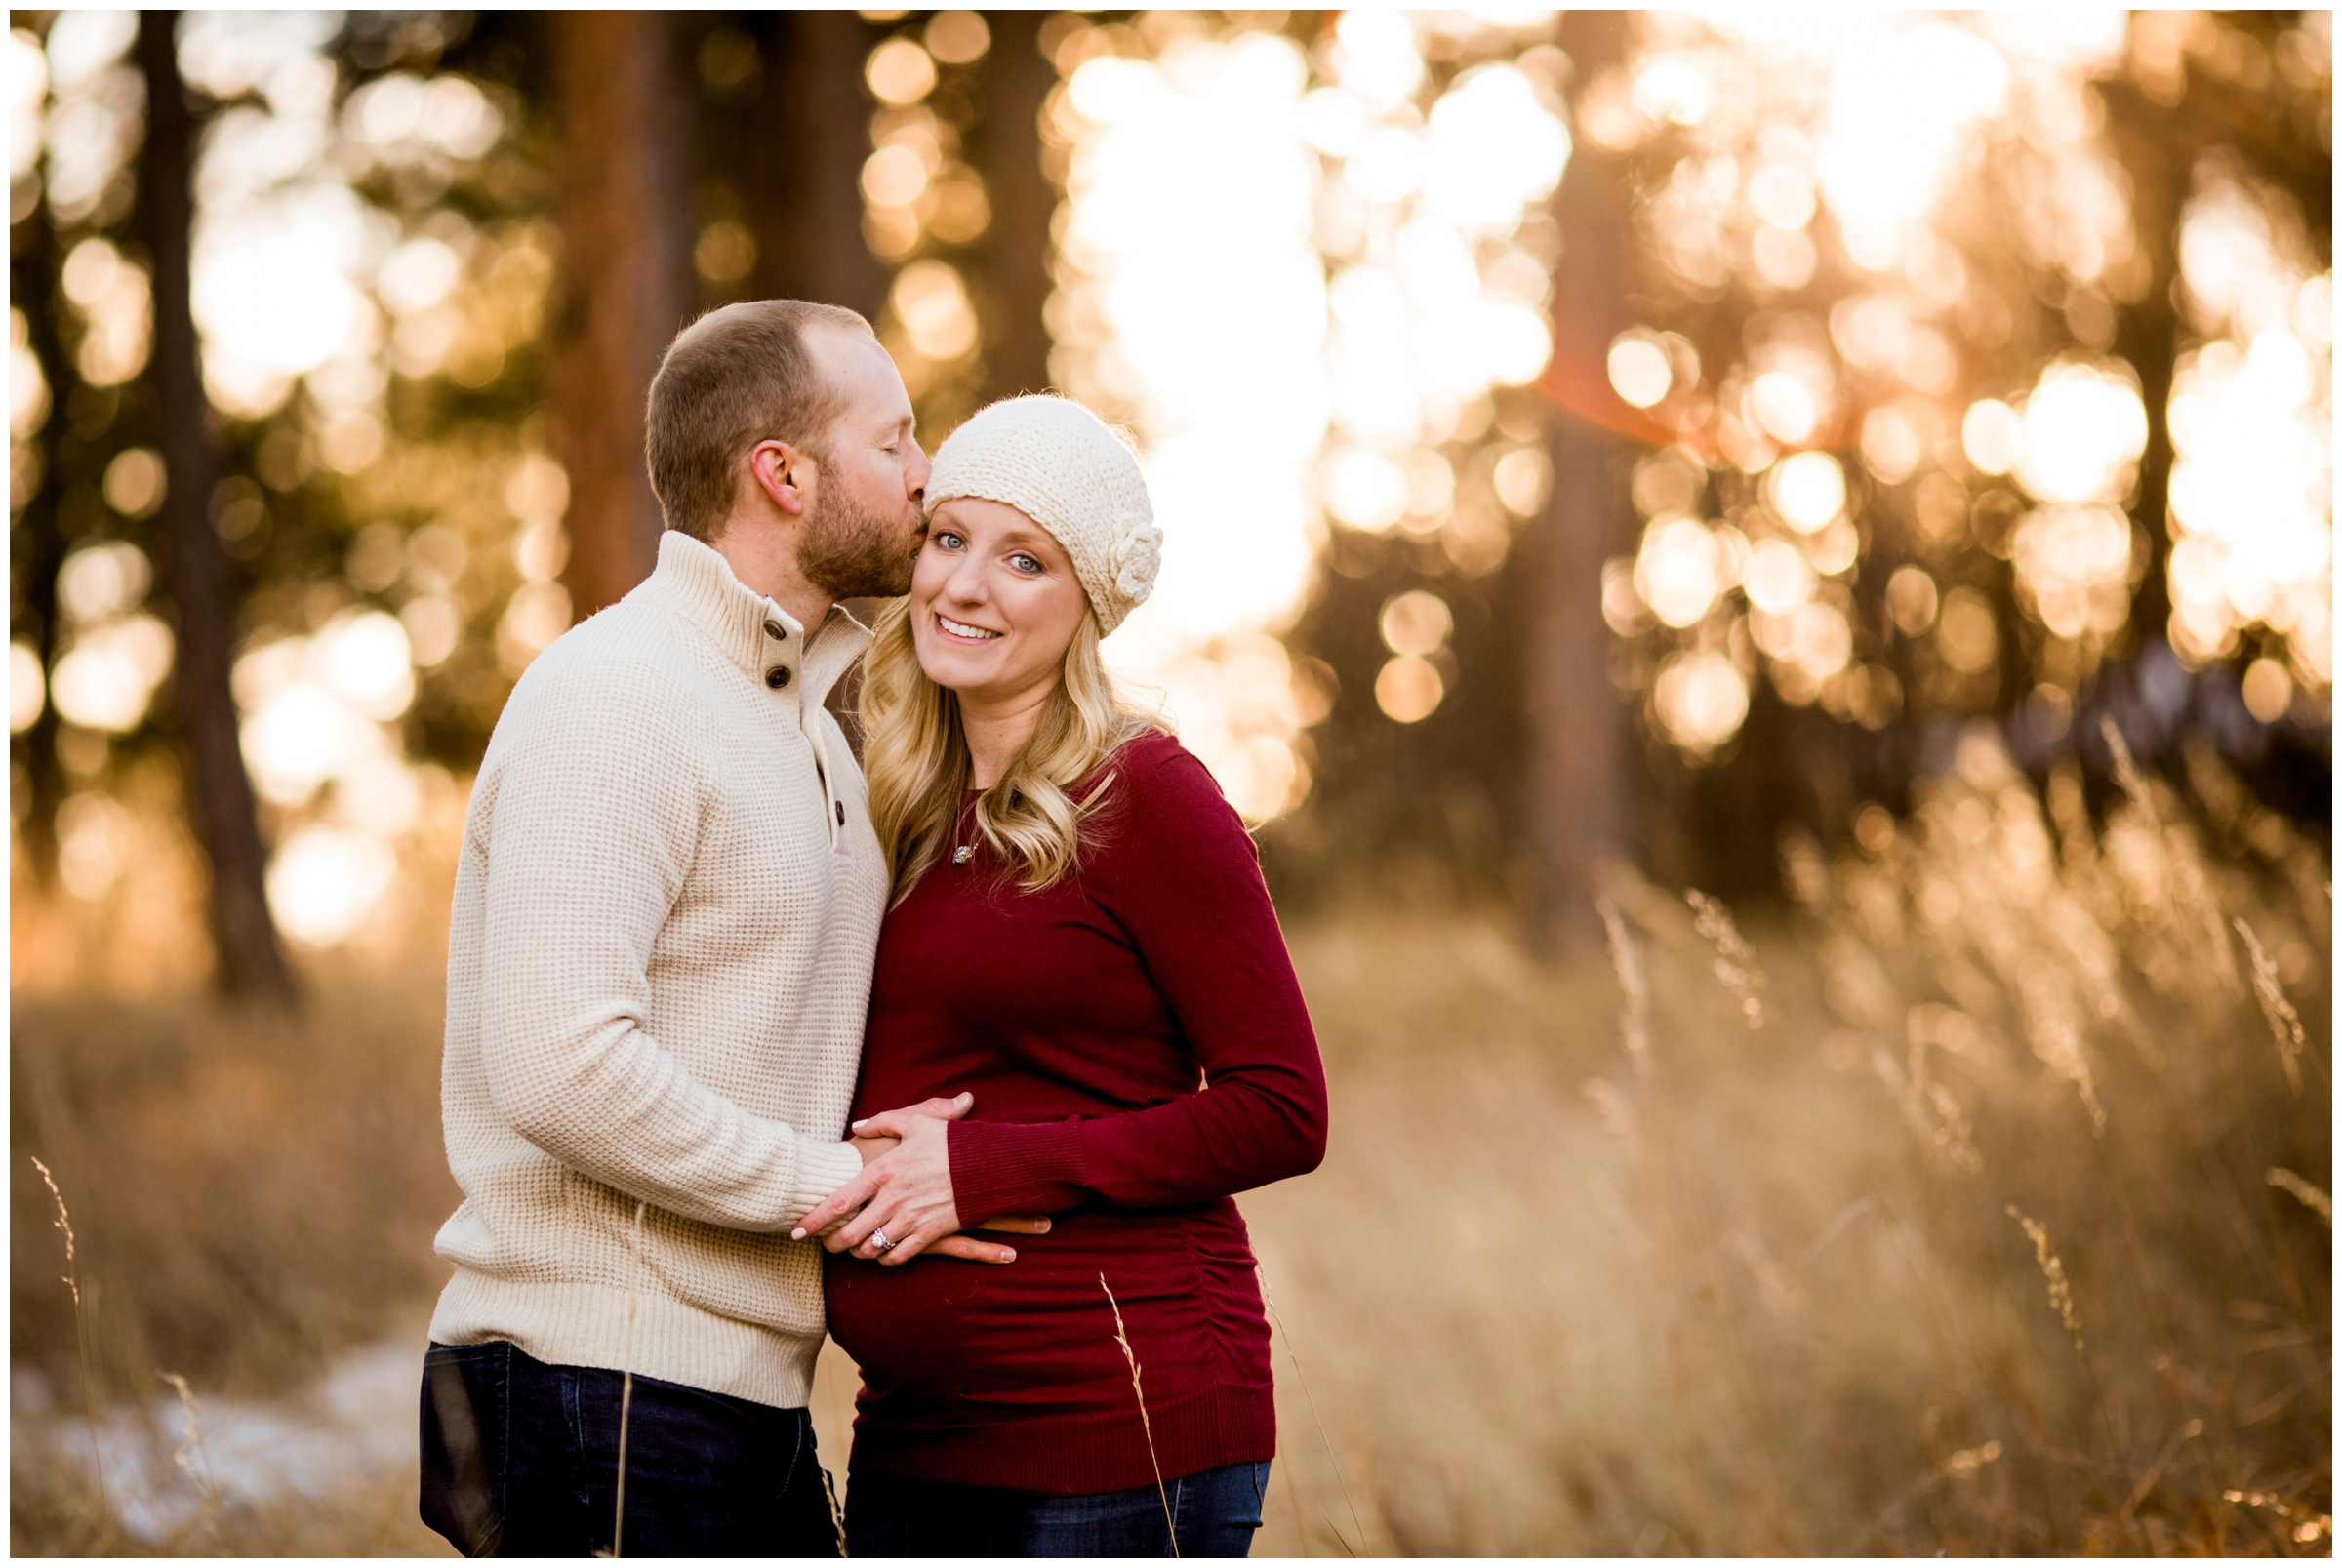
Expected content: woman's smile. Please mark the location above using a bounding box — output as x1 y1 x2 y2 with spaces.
934 612 1002 643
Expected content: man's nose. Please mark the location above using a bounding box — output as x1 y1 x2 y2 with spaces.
905 439 933 498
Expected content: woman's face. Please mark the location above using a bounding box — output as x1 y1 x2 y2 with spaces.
909 497 1090 708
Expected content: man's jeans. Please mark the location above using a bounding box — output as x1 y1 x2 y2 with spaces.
844 1460 1271 1557
419 1339 839 1557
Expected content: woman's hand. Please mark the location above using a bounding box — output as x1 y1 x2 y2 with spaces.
797 1099 961 1262
796 1094 1053 1266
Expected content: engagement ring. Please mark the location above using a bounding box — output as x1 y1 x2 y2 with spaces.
871 1227 894 1252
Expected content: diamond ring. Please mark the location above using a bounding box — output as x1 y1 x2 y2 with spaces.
870 1227 894 1252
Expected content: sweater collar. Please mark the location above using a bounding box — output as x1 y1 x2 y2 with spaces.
632 530 874 714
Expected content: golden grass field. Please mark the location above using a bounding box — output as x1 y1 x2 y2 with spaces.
10 731 2331 1555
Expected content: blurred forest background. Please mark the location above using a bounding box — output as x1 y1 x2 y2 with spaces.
9 8 2332 1557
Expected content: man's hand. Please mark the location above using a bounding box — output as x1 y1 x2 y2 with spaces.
794 1094 1048 1266
924 1213 1053 1265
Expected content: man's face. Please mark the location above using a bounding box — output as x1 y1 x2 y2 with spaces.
796 325 931 601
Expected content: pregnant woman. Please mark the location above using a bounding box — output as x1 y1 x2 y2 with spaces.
792 395 1329 1557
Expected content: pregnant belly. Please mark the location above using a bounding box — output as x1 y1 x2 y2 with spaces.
826 1206 1256 1423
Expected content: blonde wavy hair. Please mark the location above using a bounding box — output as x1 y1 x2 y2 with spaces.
860 597 1159 900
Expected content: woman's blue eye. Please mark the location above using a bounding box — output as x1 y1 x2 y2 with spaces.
933 531 963 549
1010 553 1040 573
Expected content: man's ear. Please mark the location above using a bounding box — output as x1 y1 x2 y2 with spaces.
748 439 813 518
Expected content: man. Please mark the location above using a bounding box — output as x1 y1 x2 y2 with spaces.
418 301 1018 1557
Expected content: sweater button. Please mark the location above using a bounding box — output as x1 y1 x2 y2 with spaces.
766 666 791 689
763 621 784 640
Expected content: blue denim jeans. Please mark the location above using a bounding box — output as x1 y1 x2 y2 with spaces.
844 1460 1271 1557
418 1339 839 1557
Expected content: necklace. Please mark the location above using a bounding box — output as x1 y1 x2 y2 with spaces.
952 796 976 864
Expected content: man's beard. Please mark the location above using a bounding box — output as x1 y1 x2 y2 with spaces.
799 477 919 600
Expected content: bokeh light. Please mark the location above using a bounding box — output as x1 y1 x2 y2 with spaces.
57 540 151 622
13 9 2330 976
2160 167 2331 684
1608 333 1673 408
265 824 397 946
1767 451 1845 534
1420 64 1568 230
1937 587 2000 675
1047 25 1328 817
1374 654 1444 723
100 445 164 515
1582 10 2332 756
866 38 938 106
924 12 989 67
2012 360 2149 505
10 641 45 732
54 789 134 902
1045 13 1566 814
1635 519 1728 629
48 615 172 734
1652 649 1749 754
1379 589 1452 658
59 236 150 384
225 603 436 947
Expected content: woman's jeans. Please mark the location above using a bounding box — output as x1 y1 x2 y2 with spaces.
845 1460 1271 1558
418 1339 839 1557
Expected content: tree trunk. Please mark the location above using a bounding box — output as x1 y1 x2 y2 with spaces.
971 11 1056 403
1521 11 1639 955
550 11 692 619
136 11 293 999
10 184 71 885
747 12 888 322
2099 84 2194 651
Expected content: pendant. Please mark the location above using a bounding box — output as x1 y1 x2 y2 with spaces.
953 845 974 865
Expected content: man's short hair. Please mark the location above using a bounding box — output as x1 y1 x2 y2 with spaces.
645 300 873 541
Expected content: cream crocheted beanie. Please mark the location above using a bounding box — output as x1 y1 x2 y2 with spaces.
922 394 1161 637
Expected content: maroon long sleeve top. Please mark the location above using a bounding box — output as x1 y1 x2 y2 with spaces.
824 732 1329 1495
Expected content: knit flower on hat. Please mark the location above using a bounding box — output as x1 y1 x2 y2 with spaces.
1110 473 1162 610
1113 517 1161 609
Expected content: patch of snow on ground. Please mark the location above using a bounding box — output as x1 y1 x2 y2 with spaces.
15 1337 421 1542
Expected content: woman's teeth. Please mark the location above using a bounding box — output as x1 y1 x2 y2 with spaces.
938 614 1001 641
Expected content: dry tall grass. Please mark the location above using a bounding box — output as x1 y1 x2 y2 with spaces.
11 728 2329 1555
10 964 460 1555
1245 727 2329 1555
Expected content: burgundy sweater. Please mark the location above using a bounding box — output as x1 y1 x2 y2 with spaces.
824 732 1329 1495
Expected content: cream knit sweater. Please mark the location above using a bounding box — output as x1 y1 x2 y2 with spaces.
428 530 883 1409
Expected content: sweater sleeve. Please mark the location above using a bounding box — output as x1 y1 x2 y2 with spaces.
473 659 864 1232
948 746 1330 1218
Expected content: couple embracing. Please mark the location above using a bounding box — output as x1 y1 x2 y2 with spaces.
415 300 1329 1558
